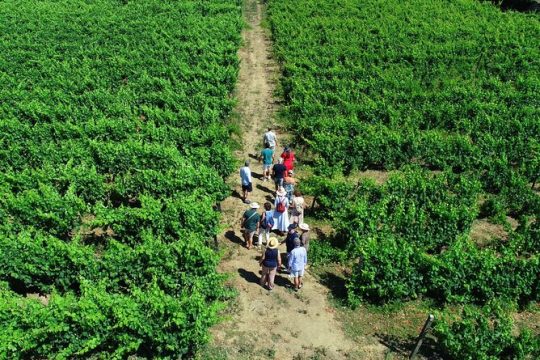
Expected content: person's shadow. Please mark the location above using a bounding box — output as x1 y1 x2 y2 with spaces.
238 267 291 288
251 172 263 180
238 268 260 284
256 183 274 194
231 190 242 200
273 273 291 287
225 230 244 245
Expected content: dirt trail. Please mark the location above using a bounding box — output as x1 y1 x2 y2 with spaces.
208 1 384 359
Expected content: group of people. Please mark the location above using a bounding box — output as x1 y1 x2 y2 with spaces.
239 127 310 291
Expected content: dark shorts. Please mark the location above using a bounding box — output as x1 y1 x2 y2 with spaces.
242 182 253 192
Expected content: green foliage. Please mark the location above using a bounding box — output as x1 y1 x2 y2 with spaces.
269 0 539 305
268 0 539 215
347 235 426 306
0 280 228 359
308 238 348 265
428 240 540 305
302 175 358 217
0 0 242 357
346 229 539 306
305 170 538 306
268 0 539 356
505 219 540 256
434 303 540 360
313 168 480 255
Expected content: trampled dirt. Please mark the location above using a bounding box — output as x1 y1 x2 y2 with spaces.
208 1 387 359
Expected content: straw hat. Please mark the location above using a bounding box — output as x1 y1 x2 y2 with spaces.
276 187 286 196
267 237 279 249
250 202 260 209
299 223 310 231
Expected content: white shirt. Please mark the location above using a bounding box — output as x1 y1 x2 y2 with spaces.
240 166 251 185
263 131 277 147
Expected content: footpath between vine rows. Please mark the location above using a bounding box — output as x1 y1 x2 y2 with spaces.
206 1 387 359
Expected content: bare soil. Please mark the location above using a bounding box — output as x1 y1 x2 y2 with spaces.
208 1 386 358
470 219 510 246
470 216 520 247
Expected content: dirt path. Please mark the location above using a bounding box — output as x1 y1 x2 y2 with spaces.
207 1 373 359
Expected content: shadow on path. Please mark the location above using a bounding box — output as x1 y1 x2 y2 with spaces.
317 271 347 304
238 268 260 285
238 268 292 288
274 272 292 288
225 230 244 246
256 183 274 194
231 190 242 200
376 333 441 360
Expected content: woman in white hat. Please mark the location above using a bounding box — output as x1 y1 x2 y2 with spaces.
259 237 281 290
299 223 310 252
272 187 290 235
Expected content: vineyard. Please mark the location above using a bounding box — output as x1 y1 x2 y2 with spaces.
0 0 538 358
268 0 539 358
0 0 242 358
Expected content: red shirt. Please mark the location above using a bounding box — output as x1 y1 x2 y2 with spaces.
281 151 295 171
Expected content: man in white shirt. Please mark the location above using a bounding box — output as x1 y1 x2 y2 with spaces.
263 127 278 151
239 160 252 204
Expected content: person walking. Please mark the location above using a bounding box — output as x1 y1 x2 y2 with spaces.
259 144 274 182
240 160 252 204
272 158 287 190
283 170 296 203
288 237 307 291
299 223 311 269
258 202 274 247
241 202 260 250
283 223 299 265
280 146 296 172
299 223 310 252
263 127 278 152
272 187 290 234
290 190 305 225
259 237 281 290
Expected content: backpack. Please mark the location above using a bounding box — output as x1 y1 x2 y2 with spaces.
276 198 286 213
261 211 274 229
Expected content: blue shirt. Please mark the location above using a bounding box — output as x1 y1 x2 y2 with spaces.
288 246 307 272
263 248 279 268
261 148 274 165
285 230 299 253
273 163 287 179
